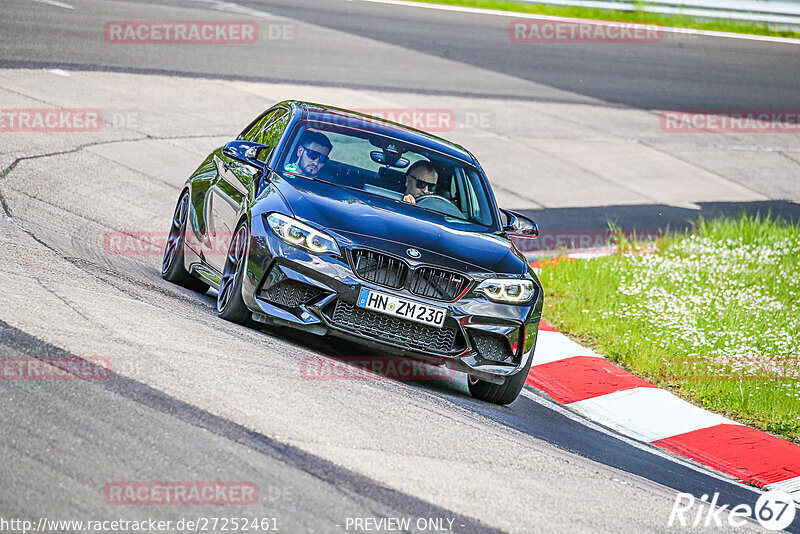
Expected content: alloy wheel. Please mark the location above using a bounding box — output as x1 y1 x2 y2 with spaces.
217 224 248 313
162 193 188 275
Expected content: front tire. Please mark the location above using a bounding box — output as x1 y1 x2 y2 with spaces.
162 190 210 293
217 221 254 326
467 352 533 405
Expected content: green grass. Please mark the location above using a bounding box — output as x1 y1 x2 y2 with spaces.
539 214 800 442
410 0 800 39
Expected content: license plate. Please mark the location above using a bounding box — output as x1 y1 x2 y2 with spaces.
357 288 446 328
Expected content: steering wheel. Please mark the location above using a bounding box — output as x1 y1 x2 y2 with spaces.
414 194 464 219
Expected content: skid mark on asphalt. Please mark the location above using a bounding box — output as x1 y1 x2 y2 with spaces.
33 278 92 323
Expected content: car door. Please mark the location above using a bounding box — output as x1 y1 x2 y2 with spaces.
204 108 290 272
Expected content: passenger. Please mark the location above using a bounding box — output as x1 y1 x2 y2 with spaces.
402 161 438 205
294 131 332 177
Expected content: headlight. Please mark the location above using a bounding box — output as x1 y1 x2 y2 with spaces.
266 213 340 255
476 278 535 303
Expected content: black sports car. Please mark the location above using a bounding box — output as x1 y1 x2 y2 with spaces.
162 101 543 404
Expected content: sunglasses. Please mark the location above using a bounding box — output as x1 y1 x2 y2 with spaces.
301 146 329 163
411 175 437 191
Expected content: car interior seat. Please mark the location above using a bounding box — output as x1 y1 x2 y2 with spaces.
378 166 407 193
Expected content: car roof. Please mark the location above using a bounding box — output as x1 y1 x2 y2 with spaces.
280 100 479 166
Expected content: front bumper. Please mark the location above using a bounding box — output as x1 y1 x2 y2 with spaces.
241 215 543 383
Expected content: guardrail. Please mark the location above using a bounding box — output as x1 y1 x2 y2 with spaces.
519 0 800 26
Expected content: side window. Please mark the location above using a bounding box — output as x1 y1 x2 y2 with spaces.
239 109 290 163
240 110 277 142
253 109 289 158
465 170 493 226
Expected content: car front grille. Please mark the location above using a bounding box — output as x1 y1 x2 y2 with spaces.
350 249 470 302
409 267 470 301
328 300 459 354
470 332 514 363
351 249 407 289
259 279 323 308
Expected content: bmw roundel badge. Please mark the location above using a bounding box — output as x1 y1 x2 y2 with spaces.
406 248 421 258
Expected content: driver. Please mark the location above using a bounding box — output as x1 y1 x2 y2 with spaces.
294 131 332 177
402 161 438 205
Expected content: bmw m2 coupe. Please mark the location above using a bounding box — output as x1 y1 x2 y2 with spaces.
162 101 542 404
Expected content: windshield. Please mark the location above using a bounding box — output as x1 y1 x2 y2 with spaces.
278 121 497 230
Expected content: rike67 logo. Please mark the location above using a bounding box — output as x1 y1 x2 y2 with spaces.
669 490 796 530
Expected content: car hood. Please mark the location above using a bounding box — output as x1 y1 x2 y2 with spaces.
273 175 526 274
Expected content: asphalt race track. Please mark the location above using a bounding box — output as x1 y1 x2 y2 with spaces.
6 0 800 109
1 0 799 532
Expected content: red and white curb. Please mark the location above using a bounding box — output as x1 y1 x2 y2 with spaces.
524 319 800 501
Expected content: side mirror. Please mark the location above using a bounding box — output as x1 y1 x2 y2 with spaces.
500 208 539 239
222 141 270 169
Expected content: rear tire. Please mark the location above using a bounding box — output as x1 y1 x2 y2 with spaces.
217 221 254 326
162 190 210 293
467 352 533 405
